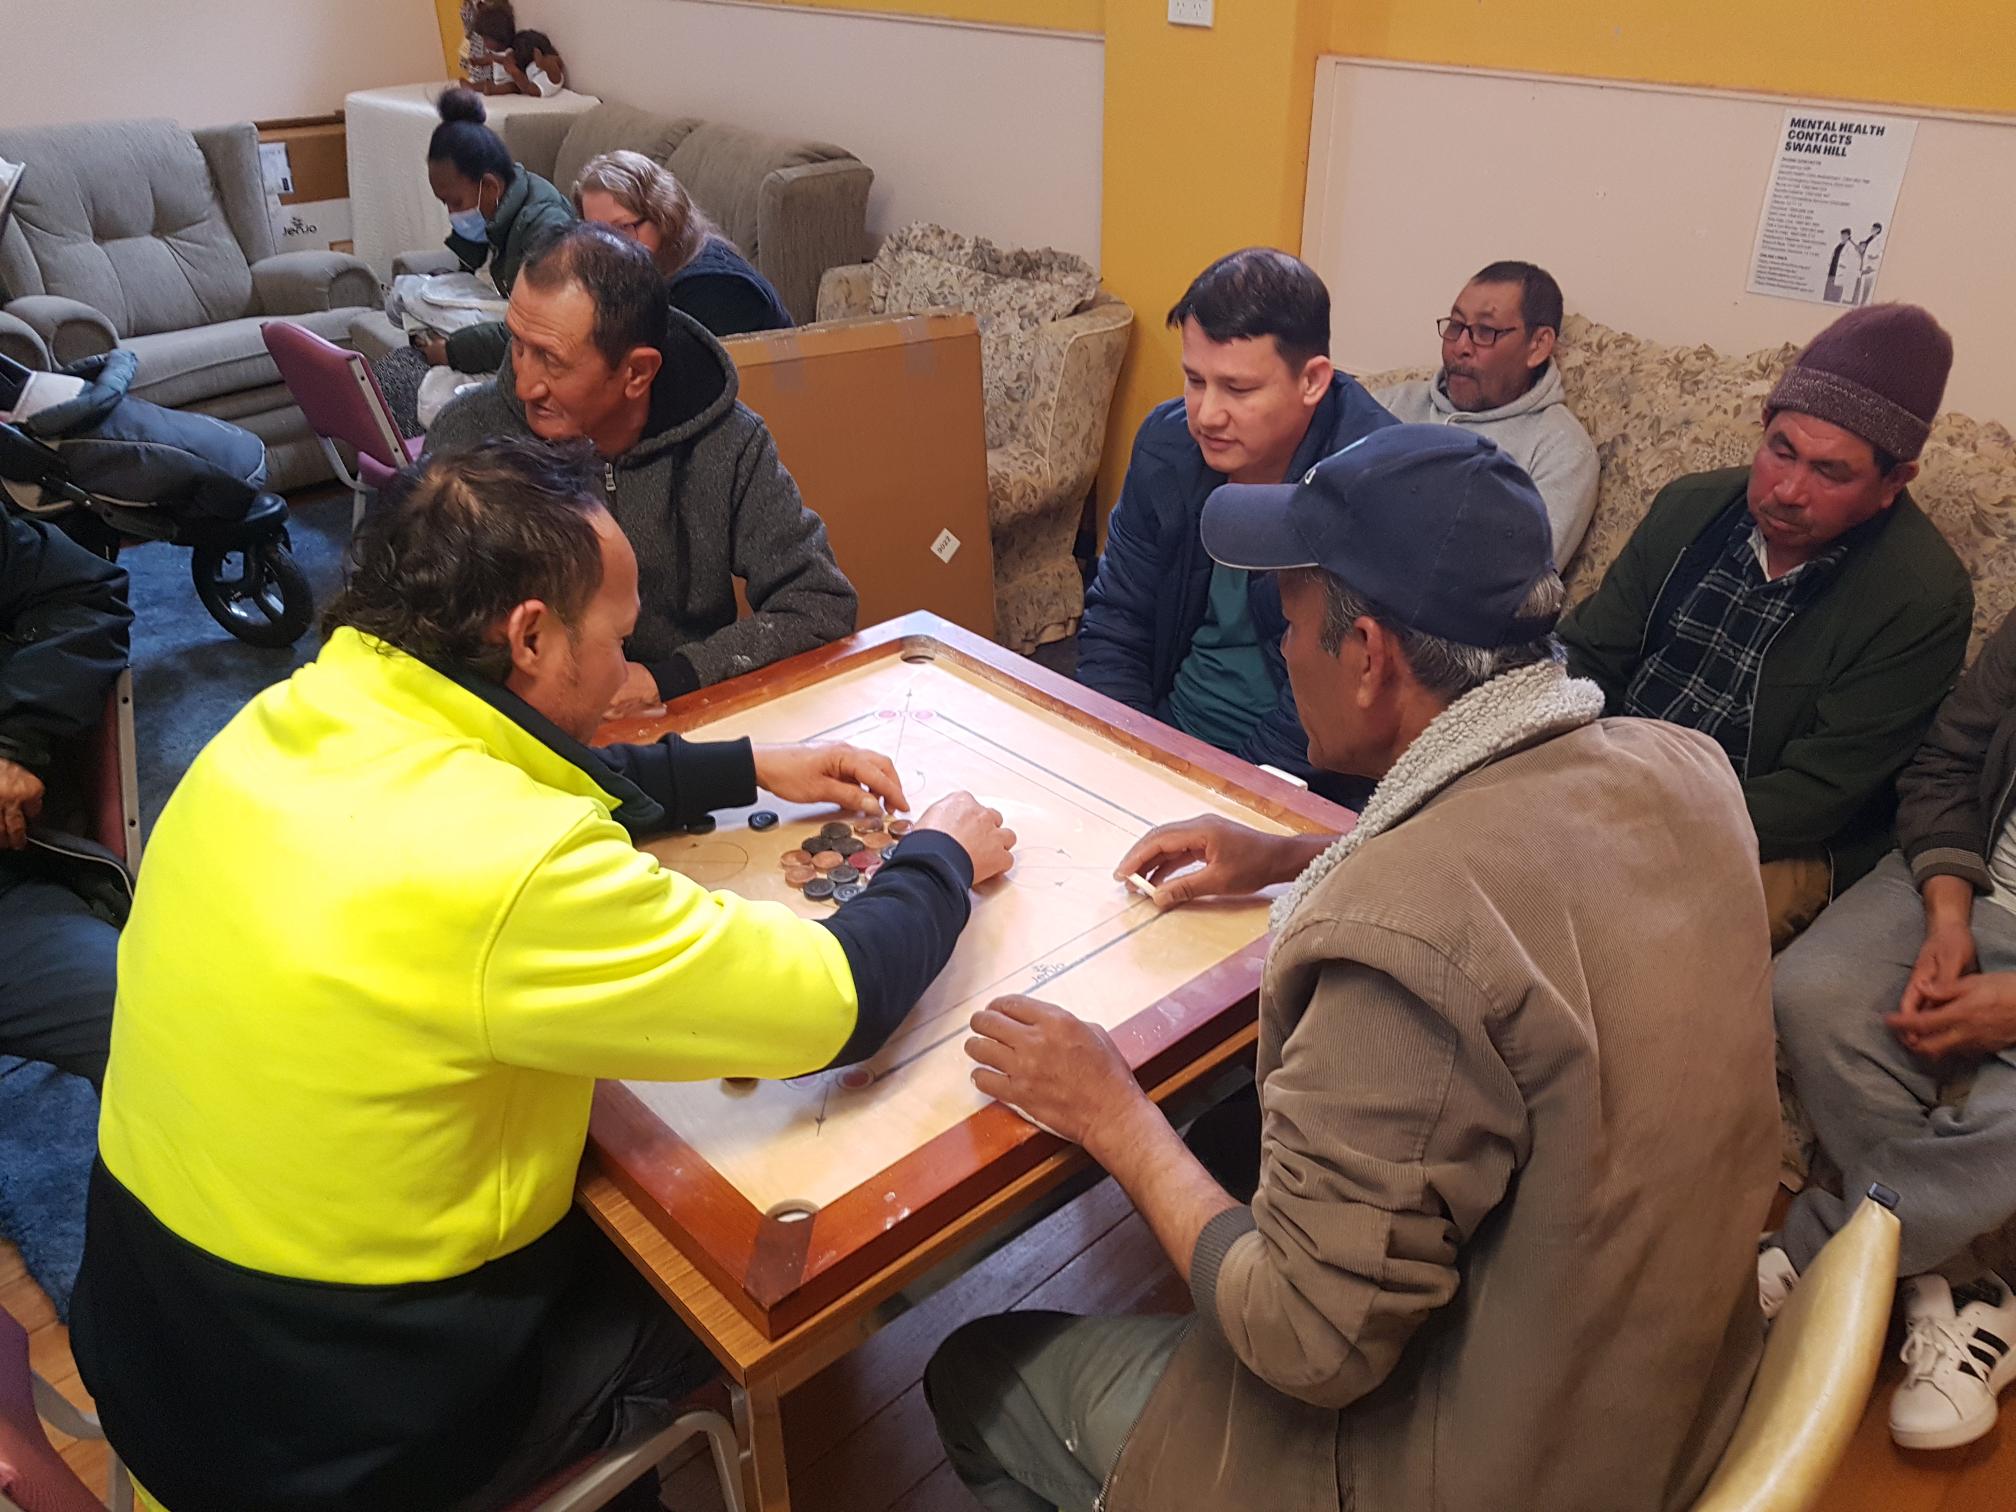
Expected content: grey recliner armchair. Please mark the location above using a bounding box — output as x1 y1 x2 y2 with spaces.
0 118 378 491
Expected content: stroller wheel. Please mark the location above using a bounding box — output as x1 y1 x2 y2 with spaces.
191 536 314 648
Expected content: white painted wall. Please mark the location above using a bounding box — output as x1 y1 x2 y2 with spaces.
513 0 1104 263
1 0 443 128
1304 58 2016 425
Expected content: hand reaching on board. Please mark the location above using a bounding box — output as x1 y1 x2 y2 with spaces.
916 791 1016 886
1116 814 1331 907
753 742 909 816
966 994 1139 1149
603 662 665 721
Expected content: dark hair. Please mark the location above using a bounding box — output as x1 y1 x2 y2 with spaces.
1166 248 1330 368
430 88 514 186
468 1 516 46
1468 261 1565 336
512 29 555 67
323 436 607 684
519 223 668 368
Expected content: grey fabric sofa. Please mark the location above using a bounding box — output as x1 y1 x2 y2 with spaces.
0 118 378 492
351 99 871 363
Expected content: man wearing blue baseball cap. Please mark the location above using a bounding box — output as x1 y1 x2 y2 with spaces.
932 425 1780 1512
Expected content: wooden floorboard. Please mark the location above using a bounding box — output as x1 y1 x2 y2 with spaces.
12 1182 2016 1512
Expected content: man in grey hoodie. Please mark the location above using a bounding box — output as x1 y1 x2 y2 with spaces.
430 224 856 713
1374 261 1599 564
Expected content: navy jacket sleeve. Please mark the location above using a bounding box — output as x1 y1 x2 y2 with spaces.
817 830 973 1066
0 515 132 774
598 736 756 827
1077 436 1167 711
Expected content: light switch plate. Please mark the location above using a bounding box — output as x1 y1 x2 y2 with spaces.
1168 0 1213 25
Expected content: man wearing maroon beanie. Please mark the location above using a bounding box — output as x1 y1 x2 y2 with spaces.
1562 303 1972 947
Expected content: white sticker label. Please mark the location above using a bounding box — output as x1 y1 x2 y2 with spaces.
259 141 295 197
930 529 960 563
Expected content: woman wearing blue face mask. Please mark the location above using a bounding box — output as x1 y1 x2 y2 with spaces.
373 88 577 436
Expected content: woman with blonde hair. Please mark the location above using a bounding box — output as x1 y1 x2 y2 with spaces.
573 150 794 338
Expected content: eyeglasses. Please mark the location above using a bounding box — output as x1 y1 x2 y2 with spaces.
1436 317 1524 347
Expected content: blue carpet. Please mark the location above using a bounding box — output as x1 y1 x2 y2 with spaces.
0 1058 97 1321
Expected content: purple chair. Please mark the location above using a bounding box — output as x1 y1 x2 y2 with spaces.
260 321 422 529
0 1307 130 1512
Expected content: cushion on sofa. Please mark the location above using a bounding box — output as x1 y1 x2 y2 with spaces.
665 124 856 265
0 119 254 338
123 307 358 409
554 105 698 200
867 223 1096 450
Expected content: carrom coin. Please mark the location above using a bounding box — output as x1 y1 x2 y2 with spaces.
748 811 779 831
857 817 886 834
781 849 813 868
812 851 845 871
887 819 913 836
860 831 890 850
832 882 863 903
828 865 860 887
783 866 817 887
835 837 865 857
805 837 838 856
802 877 836 901
820 821 853 841
837 1066 875 1092
685 815 717 835
853 852 882 875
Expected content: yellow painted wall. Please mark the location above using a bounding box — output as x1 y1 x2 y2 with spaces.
1330 1 2016 116
1096 0 1327 508
434 0 462 75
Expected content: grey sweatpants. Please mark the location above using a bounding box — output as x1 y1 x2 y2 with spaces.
1776 850 2016 1278
926 1311 1188 1512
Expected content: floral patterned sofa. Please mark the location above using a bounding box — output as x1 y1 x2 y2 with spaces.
1368 314 2016 1230
818 224 1133 654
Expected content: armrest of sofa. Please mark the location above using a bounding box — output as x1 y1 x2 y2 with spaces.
502 112 576 185
757 157 874 325
0 310 51 370
393 249 462 279
3 296 118 366
251 250 378 315
815 264 875 323
1002 297 1134 523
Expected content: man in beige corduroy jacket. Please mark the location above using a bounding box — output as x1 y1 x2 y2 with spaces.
933 426 1782 1512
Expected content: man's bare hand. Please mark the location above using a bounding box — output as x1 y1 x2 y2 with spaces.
752 743 907 816
1115 814 1329 907
966 995 1141 1150
603 662 664 721
0 758 44 850
916 792 1016 886
1886 972 2016 1062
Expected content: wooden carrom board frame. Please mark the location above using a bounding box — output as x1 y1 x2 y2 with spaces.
587 612 1352 1339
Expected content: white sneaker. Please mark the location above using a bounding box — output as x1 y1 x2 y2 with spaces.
1890 1273 2016 1450
1758 1244 1799 1322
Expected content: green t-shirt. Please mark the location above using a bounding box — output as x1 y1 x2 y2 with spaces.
1161 564 1275 753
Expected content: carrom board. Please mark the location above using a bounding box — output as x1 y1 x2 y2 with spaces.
588 613 1351 1337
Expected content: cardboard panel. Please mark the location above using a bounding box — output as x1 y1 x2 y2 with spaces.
726 315 998 642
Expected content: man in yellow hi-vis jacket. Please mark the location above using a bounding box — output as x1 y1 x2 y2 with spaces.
72 436 1015 1512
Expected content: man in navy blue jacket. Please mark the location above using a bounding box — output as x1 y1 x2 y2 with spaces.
1077 249 1395 801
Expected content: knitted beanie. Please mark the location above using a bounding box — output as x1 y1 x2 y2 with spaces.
1766 303 1952 462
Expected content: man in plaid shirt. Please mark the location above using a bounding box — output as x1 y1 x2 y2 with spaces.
1562 304 1973 946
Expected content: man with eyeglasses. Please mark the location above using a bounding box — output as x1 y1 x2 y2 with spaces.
1560 303 1972 947
1373 261 1598 563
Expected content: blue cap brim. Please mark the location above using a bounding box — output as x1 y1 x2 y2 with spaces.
1200 482 1320 572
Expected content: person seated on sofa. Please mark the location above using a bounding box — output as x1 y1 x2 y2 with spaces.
932 426 1779 1512
1076 249 1395 801
573 150 793 338
1372 260 1598 564
0 511 132 1092
1560 303 1972 947
370 87 576 435
430 224 856 711
1763 604 2016 1454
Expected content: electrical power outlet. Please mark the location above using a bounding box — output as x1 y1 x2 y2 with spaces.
1168 0 1213 26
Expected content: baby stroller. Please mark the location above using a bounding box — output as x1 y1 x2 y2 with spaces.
0 348 313 647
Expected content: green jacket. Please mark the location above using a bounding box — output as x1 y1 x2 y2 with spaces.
442 166 575 375
1560 467 1972 888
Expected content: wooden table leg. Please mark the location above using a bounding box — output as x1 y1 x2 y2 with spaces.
731 1379 791 1512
